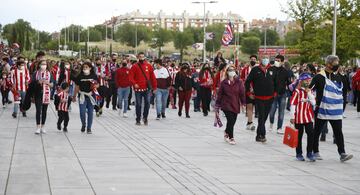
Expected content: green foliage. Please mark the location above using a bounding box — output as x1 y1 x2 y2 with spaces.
115 23 151 48
241 36 261 55
174 29 194 63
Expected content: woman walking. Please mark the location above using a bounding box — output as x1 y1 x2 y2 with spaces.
175 64 193 118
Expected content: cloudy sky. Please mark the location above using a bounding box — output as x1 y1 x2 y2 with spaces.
0 0 289 32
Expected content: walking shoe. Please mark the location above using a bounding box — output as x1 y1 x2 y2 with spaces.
178 111 182 117
203 112 208 117
306 153 316 162
112 107 117 111
296 154 305 161
340 153 353 162
161 113 166 118
123 113 128 118
320 134 326 142
143 119 148 126
35 128 41 134
87 129 92 134
260 135 267 143
2 105 5 108
186 114 190 118
41 128 46 134
224 132 230 142
22 112 27 117
99 109 103 115
12 112 17 118
269 123 274 131
118 109 122 115
156 114 161 120
255 135 263 142
246 122 255 131
172 106 177 109
333 138 336 144
313 152 323 160
57 123 61 130
228 138 236 145
277 128 284 135
135 121 141 126
96 112 100 117
127 107 131 111
81 126 86 132
63 127 68 132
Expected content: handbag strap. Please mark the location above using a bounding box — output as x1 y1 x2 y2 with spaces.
138 63 150 83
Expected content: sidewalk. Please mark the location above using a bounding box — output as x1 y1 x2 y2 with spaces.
0 102 359 195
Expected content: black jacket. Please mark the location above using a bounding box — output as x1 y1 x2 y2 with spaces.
245 65 276 99
175 72 192 91
269 66 291 95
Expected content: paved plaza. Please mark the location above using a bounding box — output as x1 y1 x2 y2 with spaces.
0 102 359 195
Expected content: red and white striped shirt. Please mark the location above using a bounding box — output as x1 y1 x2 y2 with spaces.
57 91 69 112
10 68 30 92
290 88 315 124
96 64 110 87
167 66 178 85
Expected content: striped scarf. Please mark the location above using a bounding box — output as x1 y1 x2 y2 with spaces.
36 71 51 105
318 74 343 120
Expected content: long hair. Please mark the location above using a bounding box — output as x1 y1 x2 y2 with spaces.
199 63 213 78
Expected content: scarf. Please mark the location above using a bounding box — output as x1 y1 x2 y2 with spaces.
37 70 51 104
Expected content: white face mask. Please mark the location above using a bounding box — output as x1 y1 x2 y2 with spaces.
2 75 6 79
83 69 90 75
19 66 24 70
227 71 236 78
40 65 47 71
65 65 70 69
274 61 281 67
196 69 200 73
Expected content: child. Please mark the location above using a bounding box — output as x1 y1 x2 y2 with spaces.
290 73 316 162
56 82 71 132
0 71 11 108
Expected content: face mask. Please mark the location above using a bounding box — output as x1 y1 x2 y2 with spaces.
250 61 256 66
139 59 144 63
19 66 24 70
112 59 116 62
262 59 269 65
331 64 339 72
122 63 127 67
274 61 281 67
196 68 200 73
83 69 90 75
2 75 6 79
301 82 309 88
227 71 236 78
40 65 47 71
65 65 70 69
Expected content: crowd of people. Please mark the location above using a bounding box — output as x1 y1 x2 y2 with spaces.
1 41 359 162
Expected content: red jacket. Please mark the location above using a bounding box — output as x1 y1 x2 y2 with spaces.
129 61 157 91
115 67 131 88
352 70 360 91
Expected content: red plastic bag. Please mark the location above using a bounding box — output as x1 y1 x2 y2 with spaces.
283 126 298 148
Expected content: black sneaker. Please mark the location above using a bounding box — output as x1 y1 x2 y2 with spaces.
22 112 27 117
255 135 262 142
81 126 85 132
161 113 166 118
57 123 61 130
261 135 267 143
87 129 92 134
178 112 182 117
143 119 148 126
340 153 353 162
135 121 141 126
112 107 117 111
156 115 161 120
186 114 190 118
12 112 17 118
203 112 208 117
320 134 326 142
63 127 68 132
127 107 131 111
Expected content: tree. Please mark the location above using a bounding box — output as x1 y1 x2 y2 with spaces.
2 19 36 51
205 23 224 53
241 36 261 55
174 30 194 63
115 23 151 48
150 26 172 57
284 30 302 46
260 29 279 45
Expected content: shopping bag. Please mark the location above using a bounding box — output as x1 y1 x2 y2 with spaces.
283 126 298 148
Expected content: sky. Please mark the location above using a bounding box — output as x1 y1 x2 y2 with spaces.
0 0 289 33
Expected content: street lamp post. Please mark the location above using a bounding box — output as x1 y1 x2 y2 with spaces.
332 0 337 55
135 21 138 54
105 22 108 55
192 1 218 63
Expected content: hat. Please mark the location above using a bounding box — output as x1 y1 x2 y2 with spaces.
299 73 312 81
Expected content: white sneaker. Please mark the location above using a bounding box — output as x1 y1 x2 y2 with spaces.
123 113 128 118
2 105 5 108
41 128 46 134
277 128 284 135
246 123 256 131
118 109 122 115
269 123 274 131
358 112 360 118
228 138 236 145
35 128 41 134
343 114 346 118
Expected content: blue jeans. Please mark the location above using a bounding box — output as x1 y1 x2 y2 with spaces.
193 90 201 111
117 87 130 113
269 94 286 129
13 91 26 114
135 90 151 122
155 88 169 115
79 96 94 129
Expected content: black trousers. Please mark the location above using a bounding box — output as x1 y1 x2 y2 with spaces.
199 87 211 114
356 90 360 112
57 111 69 127
353 90 358 106
1 89 9 105
313 116 345 155
106 83 117 109
35 97 49 125
128 87 133 108
295 123 314 155
224 110 238 139
255 98 273 137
